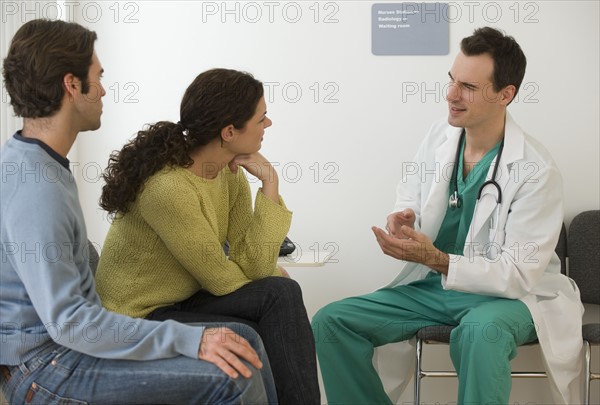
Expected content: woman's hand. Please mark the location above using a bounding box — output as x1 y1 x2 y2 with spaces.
228 152 276 182
229 152 279 203
278 265 291 278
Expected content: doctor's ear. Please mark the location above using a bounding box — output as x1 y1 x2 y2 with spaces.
500 85 517 105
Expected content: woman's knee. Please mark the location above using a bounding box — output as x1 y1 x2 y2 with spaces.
259 276 301 293
251 276 304 304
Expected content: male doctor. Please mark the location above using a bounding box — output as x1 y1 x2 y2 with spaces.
313 27 583 404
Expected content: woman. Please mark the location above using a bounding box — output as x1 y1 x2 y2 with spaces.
96 68 320 404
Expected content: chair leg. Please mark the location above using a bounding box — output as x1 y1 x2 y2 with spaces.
584 340 591 405
414 337 423 405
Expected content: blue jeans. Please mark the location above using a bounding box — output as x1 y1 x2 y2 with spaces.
0 323 277 404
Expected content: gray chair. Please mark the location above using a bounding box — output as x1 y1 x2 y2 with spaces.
413 223 568 404
567 210 600 405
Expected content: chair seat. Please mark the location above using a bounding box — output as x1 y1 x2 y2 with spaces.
583 323 600 343
416 325 455 343
416 325 541 346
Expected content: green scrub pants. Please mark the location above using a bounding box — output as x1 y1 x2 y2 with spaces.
312 273 537 405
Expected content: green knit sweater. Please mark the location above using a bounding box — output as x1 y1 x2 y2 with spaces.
96 165 292 318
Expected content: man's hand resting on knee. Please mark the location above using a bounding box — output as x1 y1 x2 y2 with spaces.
198 327 263 379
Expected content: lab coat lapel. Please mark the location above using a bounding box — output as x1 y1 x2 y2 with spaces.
468 168 500 239
420 126 461 238
468 113 526 240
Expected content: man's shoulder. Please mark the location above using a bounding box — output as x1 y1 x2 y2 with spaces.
3 143 71 179
2 135 63 166
521 132 558 166
1 135 21 160
506 115 557 166
1 143 78 238
2 137 75 203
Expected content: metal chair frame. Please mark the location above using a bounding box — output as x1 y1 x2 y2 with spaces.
414 334 547 404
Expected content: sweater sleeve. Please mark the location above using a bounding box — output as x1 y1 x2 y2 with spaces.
227 170 292 279
3 171 203 361
138 170 290 296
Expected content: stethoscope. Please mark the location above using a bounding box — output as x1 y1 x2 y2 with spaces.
448 130 504 209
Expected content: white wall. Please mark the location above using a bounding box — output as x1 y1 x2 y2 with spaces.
66 1 598 403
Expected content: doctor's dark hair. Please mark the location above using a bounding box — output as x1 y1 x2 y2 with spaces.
2 19 97 118
461 27 526 100
100 68 264 216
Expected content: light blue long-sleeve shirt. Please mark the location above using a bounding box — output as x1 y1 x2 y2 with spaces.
1 133 203 365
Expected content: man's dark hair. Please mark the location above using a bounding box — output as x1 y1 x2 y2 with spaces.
461 27 526 99
2 19 98 118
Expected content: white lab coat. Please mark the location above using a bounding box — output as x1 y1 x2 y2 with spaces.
382 113 584 404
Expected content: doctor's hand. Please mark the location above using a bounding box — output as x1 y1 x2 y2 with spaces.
372 225 449 275
386 209 416 239
198 327 263 379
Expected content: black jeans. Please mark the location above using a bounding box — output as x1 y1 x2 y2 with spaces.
147 277 320 405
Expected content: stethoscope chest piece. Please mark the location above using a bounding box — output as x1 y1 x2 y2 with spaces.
449 191 462 209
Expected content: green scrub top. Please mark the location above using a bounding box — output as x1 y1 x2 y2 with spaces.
433 136 502 255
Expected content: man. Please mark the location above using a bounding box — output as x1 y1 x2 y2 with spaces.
0 19 275 404
313 27 583 404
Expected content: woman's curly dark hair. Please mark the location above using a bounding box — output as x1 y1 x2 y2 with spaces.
100 68 264 216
